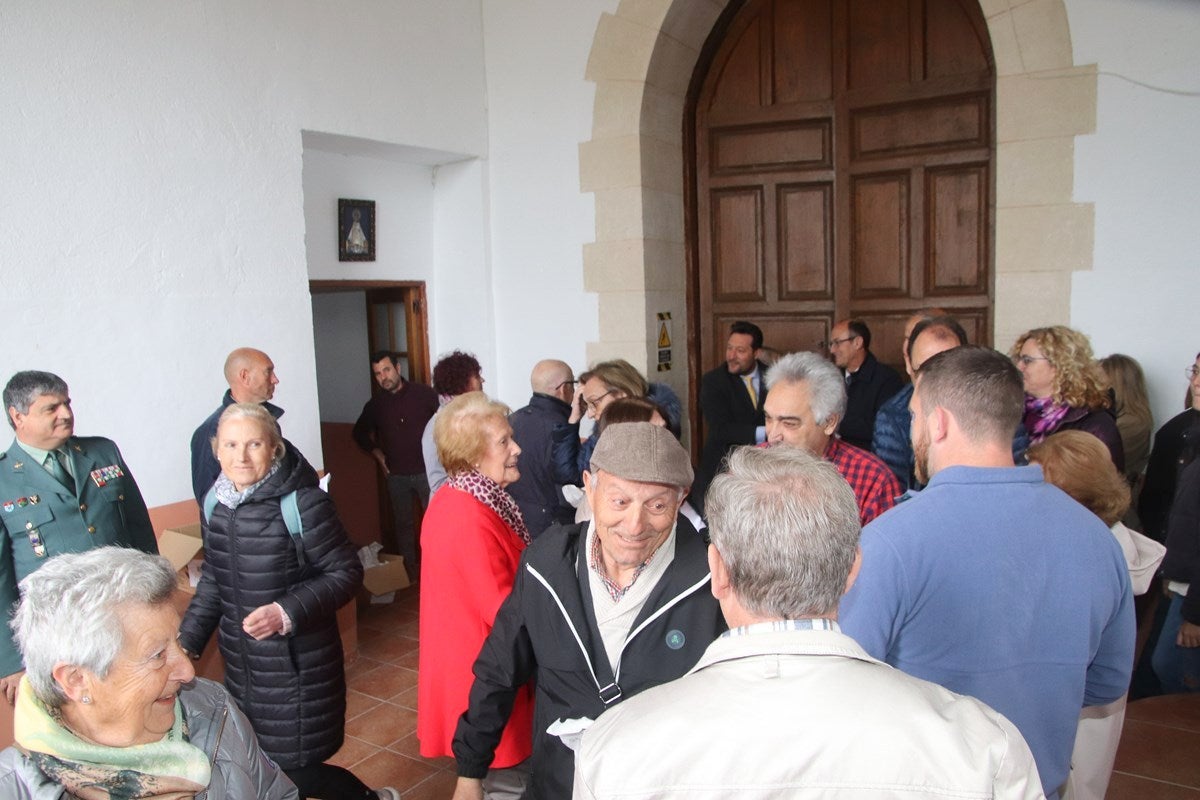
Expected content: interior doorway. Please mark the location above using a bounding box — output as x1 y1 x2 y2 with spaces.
309 280 431 551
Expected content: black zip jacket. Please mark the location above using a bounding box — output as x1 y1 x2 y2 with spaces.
453 516 726 799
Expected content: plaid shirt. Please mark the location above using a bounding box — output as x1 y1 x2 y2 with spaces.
825 437 902 525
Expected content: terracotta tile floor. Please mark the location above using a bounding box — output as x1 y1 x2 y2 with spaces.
330 587 458 798
337 582 1200 799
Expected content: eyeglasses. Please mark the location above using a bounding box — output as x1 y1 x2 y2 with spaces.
582 389 614 409
1187 366 1200 380
554 379 577 391
1014 355 1051 367
827 336 858 347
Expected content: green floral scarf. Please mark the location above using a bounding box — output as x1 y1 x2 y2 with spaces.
13 677 211 799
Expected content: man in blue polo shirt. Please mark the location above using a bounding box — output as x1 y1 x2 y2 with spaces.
840 346 1133 800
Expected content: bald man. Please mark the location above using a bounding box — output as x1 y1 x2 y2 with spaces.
872 314 964 490
507 359 576 538
190 348 282 504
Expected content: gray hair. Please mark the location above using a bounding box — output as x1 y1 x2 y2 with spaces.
210 402 285 462
764 352 846 426
12 547 179 707
3 371 69 430
706 445 860 618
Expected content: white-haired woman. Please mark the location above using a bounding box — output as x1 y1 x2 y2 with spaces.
178 404 393 800
0 546 297 798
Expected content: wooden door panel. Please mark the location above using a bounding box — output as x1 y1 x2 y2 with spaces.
852 94 988 159
773 0 834 103
846 0 912 89
927 164 988 294
778 183 833 299
711 188 766 301
691 0 994 456
925 0 992 78
715 314 830 361
851 173 909 297
711 122 831 174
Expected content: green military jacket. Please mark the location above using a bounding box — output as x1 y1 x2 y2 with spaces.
0 436 157 675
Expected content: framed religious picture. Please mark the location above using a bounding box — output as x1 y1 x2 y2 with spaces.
338 198 375 261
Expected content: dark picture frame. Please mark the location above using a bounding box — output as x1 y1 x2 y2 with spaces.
338 198 376 262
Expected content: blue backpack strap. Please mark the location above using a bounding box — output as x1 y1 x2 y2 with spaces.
202 487 219 523
280 490 306 568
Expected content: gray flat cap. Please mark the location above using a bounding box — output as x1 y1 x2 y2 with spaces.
589 422 694 488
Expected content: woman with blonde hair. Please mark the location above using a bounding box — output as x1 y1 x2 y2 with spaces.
551 359 682 485
1099 353 1154 482
1010 325 1124 471
418 392 532 797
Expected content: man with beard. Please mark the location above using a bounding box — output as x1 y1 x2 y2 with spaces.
354 350 439 577
694 321 768 511
840 346 1134 800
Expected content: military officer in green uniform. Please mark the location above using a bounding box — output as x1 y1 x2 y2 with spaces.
0 370 157 703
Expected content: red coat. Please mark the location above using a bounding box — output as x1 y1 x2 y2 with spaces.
417 486 533 765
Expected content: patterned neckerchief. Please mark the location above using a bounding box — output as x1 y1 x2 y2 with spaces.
1023 394 1072 444
446 469 530 544
588 527 659 602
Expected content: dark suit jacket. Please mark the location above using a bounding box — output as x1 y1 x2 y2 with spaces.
694 361 767 511
839 352 903 451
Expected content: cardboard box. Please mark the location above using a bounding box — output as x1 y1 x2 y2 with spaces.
159 523 204 593
362 553 410 595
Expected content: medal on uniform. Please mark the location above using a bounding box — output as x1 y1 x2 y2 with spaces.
2 501 12 513
26 527 45 558
28 495 38 504
16 497 27 507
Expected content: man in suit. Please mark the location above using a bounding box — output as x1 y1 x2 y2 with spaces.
828 319 903 451
0 370 157 703
694 320 767 512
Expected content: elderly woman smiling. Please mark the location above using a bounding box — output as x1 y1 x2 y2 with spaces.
418 392 533 797
178 404 391 800
0 546 296 798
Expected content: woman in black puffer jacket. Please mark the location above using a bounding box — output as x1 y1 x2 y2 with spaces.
179 404 394 800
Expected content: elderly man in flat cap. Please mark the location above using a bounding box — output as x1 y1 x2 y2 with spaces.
450 422 725 800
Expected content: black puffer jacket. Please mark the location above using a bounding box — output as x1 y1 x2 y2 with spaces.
179 445 363 769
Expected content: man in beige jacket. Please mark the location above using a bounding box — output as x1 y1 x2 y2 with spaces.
573 445 1044 800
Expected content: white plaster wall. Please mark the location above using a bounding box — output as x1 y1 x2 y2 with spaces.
430 158 502 395
479 0 615 407
311 293 371 424
304 150 437 284
1066 0 1200 428
0 1 488 505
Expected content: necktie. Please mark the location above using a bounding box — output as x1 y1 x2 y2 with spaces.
743 375 757 407
44 451 71 489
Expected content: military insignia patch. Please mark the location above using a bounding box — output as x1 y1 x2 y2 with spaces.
2 501 12 513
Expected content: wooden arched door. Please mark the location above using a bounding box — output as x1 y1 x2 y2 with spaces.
688 0 995 444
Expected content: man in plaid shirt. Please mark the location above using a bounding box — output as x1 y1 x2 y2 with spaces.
763 352 901 525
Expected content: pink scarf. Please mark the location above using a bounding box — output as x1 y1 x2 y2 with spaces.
446 469 530 544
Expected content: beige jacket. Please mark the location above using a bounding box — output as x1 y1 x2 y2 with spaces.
574 627 1045 799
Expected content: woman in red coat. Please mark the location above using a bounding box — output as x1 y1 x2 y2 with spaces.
417 391 532 796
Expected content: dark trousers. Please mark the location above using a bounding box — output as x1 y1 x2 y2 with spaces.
387 471 430 576
285 762 374 799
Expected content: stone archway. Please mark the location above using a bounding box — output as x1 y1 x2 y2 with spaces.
580 0 1095 435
